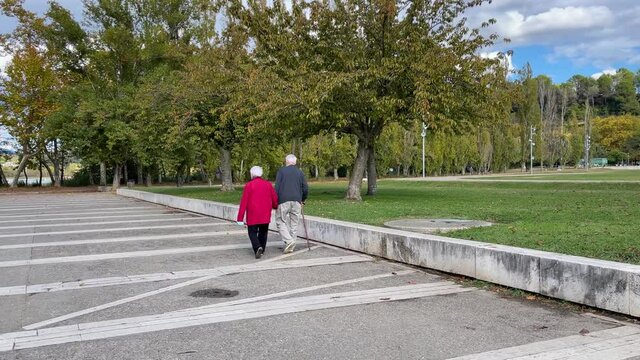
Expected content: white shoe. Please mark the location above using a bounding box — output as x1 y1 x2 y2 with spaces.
284 242 296 253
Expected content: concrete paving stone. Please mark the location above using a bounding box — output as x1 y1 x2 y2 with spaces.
0 212 192 227
16 281 187 333
0 213 200 227
17 248 285 285
0 267 29 287
0 248 32 262
0 218 224 237
0 295 27 333
24 234 249 259
7 224 237 244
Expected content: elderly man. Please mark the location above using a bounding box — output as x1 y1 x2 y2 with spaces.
275 154 309 253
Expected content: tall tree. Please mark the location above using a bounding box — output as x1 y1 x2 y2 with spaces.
236 0 506 200
613 68 640 115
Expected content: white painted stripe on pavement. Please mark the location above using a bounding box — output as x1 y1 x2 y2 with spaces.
7 201 129 208
0 254 370 296
7 282 472 350
0 216 206 230
0 204 144 212
0 208 167 219
0 230 243 250
448 326 640 360
0 213 190 225
23 246 320 329
0 243 272 268
0 222 229 239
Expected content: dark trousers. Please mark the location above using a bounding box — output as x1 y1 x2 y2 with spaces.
247 224 269 253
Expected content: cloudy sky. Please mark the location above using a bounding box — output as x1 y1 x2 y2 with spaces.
0 0 638 82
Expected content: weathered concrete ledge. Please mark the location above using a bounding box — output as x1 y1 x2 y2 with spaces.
117 188 640 317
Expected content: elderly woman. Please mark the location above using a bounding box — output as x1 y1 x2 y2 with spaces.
236 166 278 259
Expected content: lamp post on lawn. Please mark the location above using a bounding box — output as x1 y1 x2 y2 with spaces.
421 122 428 178
529 125 536 175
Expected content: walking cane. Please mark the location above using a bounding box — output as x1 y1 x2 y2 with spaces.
301 203 311 250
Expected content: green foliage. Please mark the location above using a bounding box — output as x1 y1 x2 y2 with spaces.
2 0 639 192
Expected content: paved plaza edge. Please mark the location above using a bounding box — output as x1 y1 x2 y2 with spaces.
117 188 640 318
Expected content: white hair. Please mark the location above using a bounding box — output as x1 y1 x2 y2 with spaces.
285 154 297 165
250 166 263 179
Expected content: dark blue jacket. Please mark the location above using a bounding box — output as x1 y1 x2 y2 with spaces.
275 165 308 204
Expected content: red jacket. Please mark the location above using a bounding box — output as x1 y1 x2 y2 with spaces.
237 177 278 225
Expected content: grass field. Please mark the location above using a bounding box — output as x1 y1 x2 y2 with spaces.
482 168 640 181
145 178 640 264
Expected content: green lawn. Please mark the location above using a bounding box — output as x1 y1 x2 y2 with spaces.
145 180 640 264
482 168 640 181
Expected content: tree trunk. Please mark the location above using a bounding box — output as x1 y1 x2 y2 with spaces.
198 158 207 183
38 159 43 186
112 164 121 189
23 167 28 186
346 141 369 201
100 162 107 187
314 164 319 179
366 143 377 196
239 159 244 183
53 140 61 187
0 163 7 186
42 160 55 185
123 163 129 184
145 170 152 187
220 147 234 191
137 162 143 185
11 154 30 188
333 167 338 181
60 153 65 185
88 167 95 186
158 164 163 184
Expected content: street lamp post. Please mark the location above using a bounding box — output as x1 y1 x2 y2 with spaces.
421 122 427 178
585 135 591 171
529 125 536 175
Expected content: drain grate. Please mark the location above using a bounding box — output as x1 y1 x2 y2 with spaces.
189 288 239 298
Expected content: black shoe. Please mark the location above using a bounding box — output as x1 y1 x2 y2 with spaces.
255 247 264 259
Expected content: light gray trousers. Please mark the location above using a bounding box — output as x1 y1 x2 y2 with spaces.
275 201 301 245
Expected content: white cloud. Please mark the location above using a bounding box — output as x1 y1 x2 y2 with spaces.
466 1 640 72
480 51 514 73
494 6 613 43
0 54 11 75
591 68 617 79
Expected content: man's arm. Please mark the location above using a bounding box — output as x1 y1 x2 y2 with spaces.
274 169 282 196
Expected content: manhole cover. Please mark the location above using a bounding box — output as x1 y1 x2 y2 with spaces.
189 288 239 298
383 218 492 234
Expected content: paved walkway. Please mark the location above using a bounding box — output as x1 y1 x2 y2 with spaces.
0 193 638 359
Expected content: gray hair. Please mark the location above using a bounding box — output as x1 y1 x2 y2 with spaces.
285 154 297 165
250 166 263 179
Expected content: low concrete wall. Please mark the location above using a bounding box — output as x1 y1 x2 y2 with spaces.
117 188 640 317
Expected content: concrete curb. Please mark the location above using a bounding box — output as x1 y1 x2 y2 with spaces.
117 188 640 317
